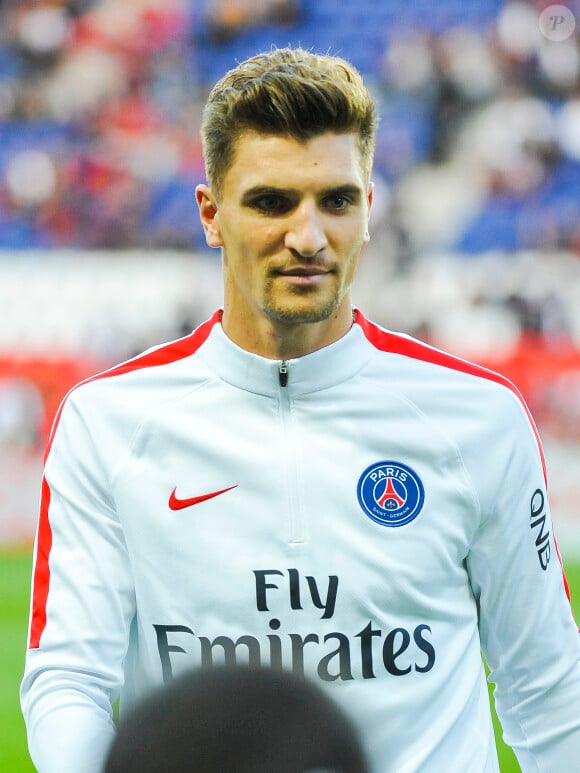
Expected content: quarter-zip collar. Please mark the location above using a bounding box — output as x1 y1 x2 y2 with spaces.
197 308 374 396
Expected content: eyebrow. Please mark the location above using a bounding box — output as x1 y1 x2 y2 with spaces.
241 186 293 205
241 184 363 204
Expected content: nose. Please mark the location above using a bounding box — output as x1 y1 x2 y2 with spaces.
284 201 328 258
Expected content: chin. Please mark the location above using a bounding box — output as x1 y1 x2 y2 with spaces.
265 298 340 326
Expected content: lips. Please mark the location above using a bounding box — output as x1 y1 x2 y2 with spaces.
274 267 332 286
275 266 331 276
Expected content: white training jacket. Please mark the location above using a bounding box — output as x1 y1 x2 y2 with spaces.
21 309 580 773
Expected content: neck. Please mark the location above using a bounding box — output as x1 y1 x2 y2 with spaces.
221 304 355 360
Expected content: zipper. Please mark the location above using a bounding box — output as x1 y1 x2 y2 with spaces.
277 360 304 543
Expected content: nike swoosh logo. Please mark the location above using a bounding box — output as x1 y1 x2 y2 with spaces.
168 485 238 510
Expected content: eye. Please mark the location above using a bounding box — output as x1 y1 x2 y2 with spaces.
326 196 350 209
323 194 352 211
250 194 293 215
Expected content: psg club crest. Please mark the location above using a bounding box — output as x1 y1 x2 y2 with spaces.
357 461 425 527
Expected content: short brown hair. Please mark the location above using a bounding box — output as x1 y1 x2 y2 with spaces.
201 47 378 198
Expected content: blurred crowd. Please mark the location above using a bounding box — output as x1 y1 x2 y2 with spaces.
0 0 205 248
0 0 579 257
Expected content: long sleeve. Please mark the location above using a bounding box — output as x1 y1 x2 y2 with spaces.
21 392 136 773
466 389 580 771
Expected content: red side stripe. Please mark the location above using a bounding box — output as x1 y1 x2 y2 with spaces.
354 310 575 602
28 310 221 649
29 477 52 648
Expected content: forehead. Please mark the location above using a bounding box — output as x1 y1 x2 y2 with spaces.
222 131 366 195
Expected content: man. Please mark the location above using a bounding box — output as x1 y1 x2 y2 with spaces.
104 664 369 773
21 47 580 772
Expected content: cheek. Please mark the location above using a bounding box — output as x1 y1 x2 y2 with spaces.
344 252 361 281
229 220 279 259
255 222 283 250
334 216 367 244
341 238 365 280
338 223 366 258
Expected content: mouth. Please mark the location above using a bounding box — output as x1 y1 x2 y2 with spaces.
274 267 332 286
277 265 331 275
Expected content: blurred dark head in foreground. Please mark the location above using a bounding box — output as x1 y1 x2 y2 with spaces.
105 665 369 773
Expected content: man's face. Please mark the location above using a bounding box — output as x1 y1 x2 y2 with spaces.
197 131 372 339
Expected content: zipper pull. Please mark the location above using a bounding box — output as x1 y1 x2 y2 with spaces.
279 360 288 387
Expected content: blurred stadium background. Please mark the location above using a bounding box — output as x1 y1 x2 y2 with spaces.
1 0 580 770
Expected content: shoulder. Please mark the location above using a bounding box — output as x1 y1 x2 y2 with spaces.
355 310 545 474
355 309 528 402
46 311 221 454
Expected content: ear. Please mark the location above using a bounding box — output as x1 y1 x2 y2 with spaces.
196 184 223 248
363 181 374 244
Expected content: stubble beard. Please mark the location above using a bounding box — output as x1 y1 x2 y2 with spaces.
261 281 343 326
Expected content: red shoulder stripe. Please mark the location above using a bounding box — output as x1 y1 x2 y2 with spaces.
43 310 221 463
354 310 546 481
28 310 221 649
